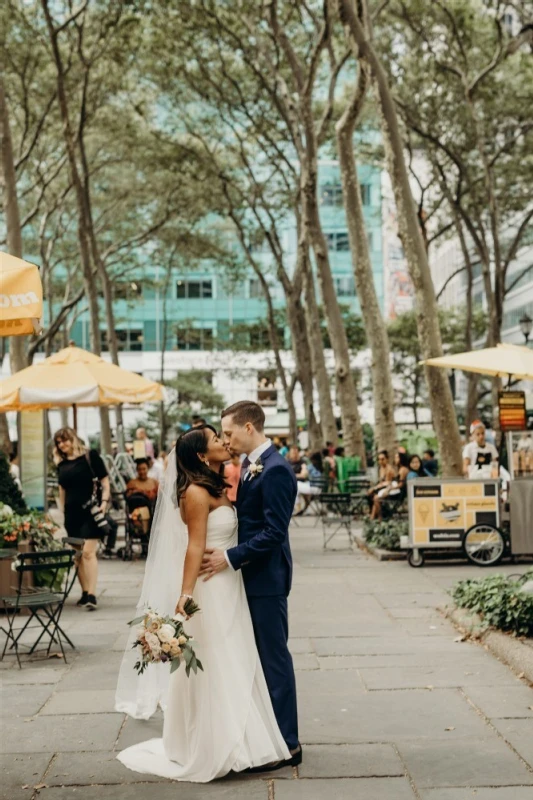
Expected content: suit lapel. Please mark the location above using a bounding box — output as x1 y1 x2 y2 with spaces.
237 444 276 504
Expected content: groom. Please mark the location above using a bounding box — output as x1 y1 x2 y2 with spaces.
200 400 301 768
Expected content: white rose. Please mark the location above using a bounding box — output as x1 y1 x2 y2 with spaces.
0 503 13 519
157 624 176 643
145 631 161 656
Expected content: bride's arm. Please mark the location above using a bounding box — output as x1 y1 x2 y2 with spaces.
175 486 209 617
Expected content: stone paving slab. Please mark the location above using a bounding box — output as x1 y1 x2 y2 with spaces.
317 650 494 670
40 689 118 715
53 665 123 691
397 737 533 788
39 782 269 799
1 684 52 718
420 789 533 800
298 744 404 778
298 688 496 744
491 719 533 766
0 753 52 800
116 714 164 749
274 777 417 799
462 684 533 718
358 662 522 691
45 752 170 785
312 636 466 657
0 666 68 685
4 713 123 753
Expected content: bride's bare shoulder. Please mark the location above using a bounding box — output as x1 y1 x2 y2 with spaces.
181 484 210 521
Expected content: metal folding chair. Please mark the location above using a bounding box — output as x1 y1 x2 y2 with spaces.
316 493 354 549
346 477 372 520
0 549 76 668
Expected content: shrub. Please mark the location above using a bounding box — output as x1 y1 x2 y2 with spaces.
363 518 407 552
0 453 26 514
450 571 533 638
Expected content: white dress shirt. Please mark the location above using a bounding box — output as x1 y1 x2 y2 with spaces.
224 438 272 568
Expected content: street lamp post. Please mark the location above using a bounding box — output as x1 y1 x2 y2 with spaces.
519 313 532 345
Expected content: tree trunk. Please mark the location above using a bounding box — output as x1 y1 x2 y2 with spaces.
0 414 11 455
0 76 27 373
301 241 338 446
303 177 366 463
336 74 396 456
338 0 462 475
41 1 111 451
286 286 322 451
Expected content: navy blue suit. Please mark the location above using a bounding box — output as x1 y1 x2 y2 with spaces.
227 444 299 750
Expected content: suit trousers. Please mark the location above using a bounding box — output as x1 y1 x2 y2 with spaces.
247 595 299 751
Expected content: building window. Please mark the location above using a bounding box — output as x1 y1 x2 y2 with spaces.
101 329 143 352
249 278 264 299
334 277 357 297
505 264 533 293
176 327 214 351
320 182 343 207
176 280 213 299
326 232 350 252
257 371 278 407
502 301 533 331
360 183 371 205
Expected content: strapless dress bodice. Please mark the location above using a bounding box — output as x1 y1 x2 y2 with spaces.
206 505 238 549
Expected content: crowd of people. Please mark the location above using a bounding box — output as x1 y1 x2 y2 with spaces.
49 413 516 611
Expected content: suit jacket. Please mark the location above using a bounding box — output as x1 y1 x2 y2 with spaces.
226 444 297 597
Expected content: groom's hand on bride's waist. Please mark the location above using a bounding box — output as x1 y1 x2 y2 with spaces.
199 548 228 581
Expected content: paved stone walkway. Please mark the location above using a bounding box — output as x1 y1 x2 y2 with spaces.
1 520 532 800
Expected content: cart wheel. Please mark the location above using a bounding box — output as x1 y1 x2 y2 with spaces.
463 524 505 567
408 549 425 568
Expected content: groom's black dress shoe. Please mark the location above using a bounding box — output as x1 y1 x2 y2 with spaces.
245 745 302 774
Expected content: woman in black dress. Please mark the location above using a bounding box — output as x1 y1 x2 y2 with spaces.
55 427 111 610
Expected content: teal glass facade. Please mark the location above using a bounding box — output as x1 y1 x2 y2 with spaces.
69 161 383 352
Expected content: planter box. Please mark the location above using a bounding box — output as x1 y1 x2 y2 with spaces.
0 541 34 601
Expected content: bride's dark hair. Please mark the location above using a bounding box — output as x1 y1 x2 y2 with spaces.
175 424 229 504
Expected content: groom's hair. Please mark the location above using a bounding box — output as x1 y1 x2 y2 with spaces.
222 401 265 432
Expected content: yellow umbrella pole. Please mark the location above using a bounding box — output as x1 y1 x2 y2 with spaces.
72 404 78 432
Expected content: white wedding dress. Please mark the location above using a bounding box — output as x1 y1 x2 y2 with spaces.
116 505 290 782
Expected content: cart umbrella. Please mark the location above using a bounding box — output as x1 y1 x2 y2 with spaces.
0 345 165 424
0 252 43 337
421 343 533 382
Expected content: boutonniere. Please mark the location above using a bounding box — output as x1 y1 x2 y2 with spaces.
248 459 264 479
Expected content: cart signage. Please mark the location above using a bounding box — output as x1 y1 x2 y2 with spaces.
499 391 526 432
408 479 500 547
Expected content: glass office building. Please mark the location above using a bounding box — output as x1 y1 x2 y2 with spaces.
68 161 384 354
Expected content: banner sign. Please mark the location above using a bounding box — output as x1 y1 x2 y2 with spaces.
408 479 500 547
19 411 46 510
499 391 526 432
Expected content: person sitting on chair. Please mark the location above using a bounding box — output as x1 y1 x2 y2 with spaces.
126 459 159 502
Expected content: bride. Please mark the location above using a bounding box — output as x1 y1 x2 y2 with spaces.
115 425 290 782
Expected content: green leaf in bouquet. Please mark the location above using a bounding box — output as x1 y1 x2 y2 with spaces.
170 658 181 674
128 616 145 627
190 657 198 675
196 658 204 672
182 645 194 666
185 662 191 677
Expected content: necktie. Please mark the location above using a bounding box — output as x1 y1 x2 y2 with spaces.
240 456 251 483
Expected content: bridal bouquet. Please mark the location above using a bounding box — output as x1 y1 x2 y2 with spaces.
129 598 204 677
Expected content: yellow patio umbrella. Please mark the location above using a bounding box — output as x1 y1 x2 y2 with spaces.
421 343 533 382
0 344 165 428
0 251 43 336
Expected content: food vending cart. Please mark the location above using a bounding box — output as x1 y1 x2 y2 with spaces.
403 478 501 567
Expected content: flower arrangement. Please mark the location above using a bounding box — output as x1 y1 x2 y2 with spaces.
248 459 264 479
129 599 204 677
0 504 61 549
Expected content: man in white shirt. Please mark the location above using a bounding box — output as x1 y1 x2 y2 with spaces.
463 422 499 478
